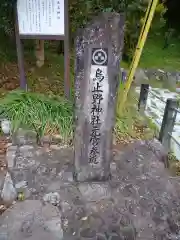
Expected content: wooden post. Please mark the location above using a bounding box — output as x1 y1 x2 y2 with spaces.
121 69 127 83
15 0 70 97
35 40 45 68
138 84 149 113
15 12 27 90
64 0 70 99
159 99 178 151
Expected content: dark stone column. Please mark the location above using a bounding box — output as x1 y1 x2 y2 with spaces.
74 13 125 181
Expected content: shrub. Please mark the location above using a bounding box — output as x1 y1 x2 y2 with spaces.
0 90 73 142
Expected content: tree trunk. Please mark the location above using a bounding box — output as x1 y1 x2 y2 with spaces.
35 40 45 68
57 41 64 55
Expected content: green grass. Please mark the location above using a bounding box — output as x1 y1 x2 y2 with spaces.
121 33 180 71
168 152 180 176
0 33 17 63
148 77 176 92
121 61 129 69
27 53 66 94
139 33 180 71
0 90 73 142
0 30 179 143
115 83 155 144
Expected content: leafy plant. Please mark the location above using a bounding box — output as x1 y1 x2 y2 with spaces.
0 90 73 142
164 0 180 32
0 0 15 37
0 0 165 62
70 0 149 61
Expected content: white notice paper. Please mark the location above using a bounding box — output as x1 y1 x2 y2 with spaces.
17 0 65 36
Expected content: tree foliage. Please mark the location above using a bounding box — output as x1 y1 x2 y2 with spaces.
0 0 15 36
70 0 148 61
0 0 163 60
164 0 180 32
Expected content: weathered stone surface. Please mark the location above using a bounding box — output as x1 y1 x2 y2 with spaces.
145 68 164 81
19 144 34 153
62 140 180 239
79 183 111 202
40 135 63 146
12 128 37 145
1 172 17 204
6 145 17 169
110 140 180 239
134 68 149 85
43 192 61 206
74 12 125 181
51 134 62 144
8 144 74 201
1 119 11 135
58 165 73 182
0 171 6 192
40 135 52 146
120 68 127 83
15 180 28 189
143 68 178 89
15 145 37 170
15 180 31 199
0 200 63 240
2 139 180 239
146 138 169 167
50 144 64 150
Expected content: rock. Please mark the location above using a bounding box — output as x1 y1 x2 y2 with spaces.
79 183 111 202
120 68 127 82
6 145 17 169
52 135 62 144
40 135 52 146
1 172 17 204
18 188 31 200
80 228 96 239
157 68 165 73
19 145 35 159
74 12 124 181
15 180 27 189
144 68 177 90
134 68 149 85
1 137 180 239
0 171 6 191
1 119 11 135
50 145 63 150
15 180 31 199
161 72 176 90
0 200 63 240
19 144 34 152
12 128 37 146
145 68 160 81
43 192 61 206
146 138 169 167
15 149 37 169
58 171 73 183
58 165 73 182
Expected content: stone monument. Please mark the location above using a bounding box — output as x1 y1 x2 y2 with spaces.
74 13 125 181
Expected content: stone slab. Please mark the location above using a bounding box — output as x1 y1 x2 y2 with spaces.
79 183 111 202
0 200 63 240
6 145 18 169
1 139 180 239
74 12 125 181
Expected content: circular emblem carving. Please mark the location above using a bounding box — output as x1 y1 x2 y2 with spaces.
92 49 108 65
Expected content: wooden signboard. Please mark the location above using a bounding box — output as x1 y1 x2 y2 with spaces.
15 0 70 98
